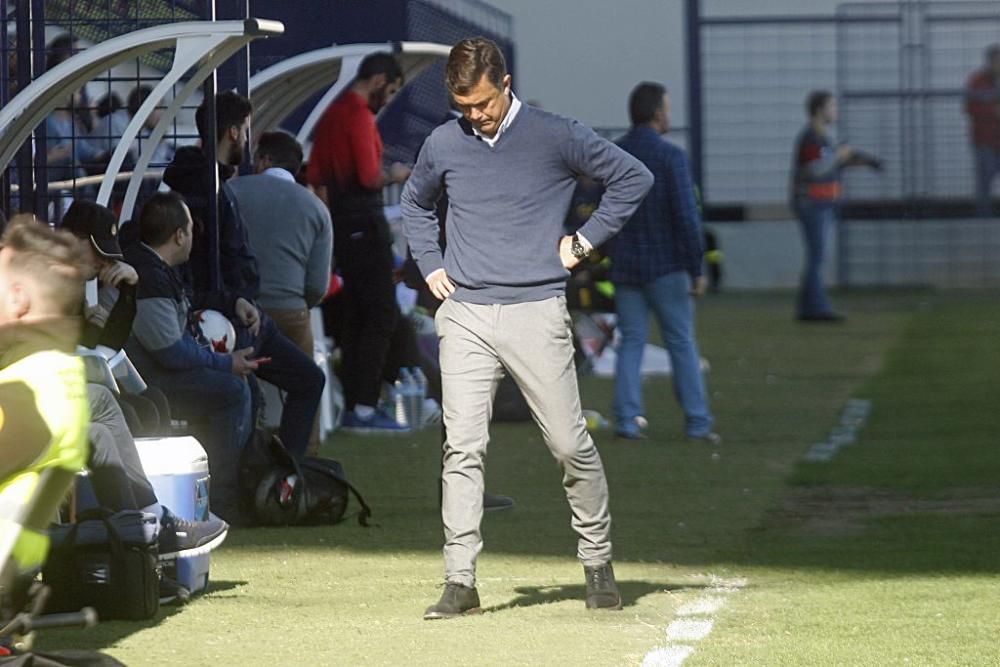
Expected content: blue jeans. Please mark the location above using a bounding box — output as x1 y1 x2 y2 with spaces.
141 364 251 517
613 271 713 438
795 202 836 318
237 312 325 457
974 146 1000 218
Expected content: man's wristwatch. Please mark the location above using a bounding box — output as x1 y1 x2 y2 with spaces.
570 233 588 259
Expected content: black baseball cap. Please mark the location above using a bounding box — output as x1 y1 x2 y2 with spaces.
60 200 123 259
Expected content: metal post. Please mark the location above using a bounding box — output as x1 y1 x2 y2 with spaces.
685 0 704 196
1 0 10 217
836 8 849 287
29 0 46 220
218 0 251 174
203 0 222 293
14 0 33 214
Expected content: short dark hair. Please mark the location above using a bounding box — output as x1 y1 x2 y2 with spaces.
138 191 190 247
807 90 833 118
629 82 667 127
446 37 508 96
127 84 154 118
95 92 123 119
45 33 77 71
357 52 403 84
195 90 253 146
256 130 303 174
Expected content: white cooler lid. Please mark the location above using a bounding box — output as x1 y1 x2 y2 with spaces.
135 436 209 475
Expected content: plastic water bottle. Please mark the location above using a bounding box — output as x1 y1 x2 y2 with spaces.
411 366 428 428
393 376 409 428
398 368 416 428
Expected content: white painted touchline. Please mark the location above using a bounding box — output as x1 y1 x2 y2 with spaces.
640 578 746 667
803 398 872 463
675 597 725 616
642 645 695 667
666 619 714 642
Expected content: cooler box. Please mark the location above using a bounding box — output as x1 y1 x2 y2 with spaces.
134 436 213 595
134 436 210 522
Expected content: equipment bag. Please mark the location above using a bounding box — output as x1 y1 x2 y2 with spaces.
42 510 159 621
241 432 372 528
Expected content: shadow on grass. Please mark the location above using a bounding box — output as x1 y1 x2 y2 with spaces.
484 580 700 613
34 580 247 653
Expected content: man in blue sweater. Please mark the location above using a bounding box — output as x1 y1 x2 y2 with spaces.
612 83 718 444
402 37 653 619
125 192 259 523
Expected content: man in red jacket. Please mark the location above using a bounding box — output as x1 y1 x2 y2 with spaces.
965 44 1000 217
307 53 411 432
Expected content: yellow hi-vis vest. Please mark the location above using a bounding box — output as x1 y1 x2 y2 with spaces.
0 350 89 574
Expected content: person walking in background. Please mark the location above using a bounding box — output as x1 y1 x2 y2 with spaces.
611 82 718 445
307 52 412 433
790 90 879 323
402 37 652 619
965 44 1000 218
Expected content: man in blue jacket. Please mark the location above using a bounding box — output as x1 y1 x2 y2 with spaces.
611 82 718 444
402 37 653 619
125 192 258 523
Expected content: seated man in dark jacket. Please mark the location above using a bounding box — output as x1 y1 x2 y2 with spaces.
161 91 324 457
125 192 258 522
60 200 167 433
61 200 228 555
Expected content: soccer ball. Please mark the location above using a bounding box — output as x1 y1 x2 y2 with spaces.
192 309 236 353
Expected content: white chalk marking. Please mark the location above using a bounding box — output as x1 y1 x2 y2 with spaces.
641 645 695 667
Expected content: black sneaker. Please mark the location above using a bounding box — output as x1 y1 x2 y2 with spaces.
584 563 622 610
423 583 483 620
158 508 229 560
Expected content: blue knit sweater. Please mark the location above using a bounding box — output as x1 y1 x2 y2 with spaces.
401 105 653 305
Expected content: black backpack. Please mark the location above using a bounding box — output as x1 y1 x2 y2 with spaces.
240 431 372 527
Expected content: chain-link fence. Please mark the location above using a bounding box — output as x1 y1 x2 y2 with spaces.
697 1 1000 287
1 0 217 221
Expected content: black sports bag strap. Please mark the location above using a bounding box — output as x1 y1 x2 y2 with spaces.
299 458 374 527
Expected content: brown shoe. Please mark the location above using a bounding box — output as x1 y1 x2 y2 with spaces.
584 563 622 610
423 583 483 620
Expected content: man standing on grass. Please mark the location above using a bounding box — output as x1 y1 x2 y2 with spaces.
965 44 1000 218
790 91 879 322
611 82 719 445
307 53 412 433
401 37 653 619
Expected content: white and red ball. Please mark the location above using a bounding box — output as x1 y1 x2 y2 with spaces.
192 309 236 353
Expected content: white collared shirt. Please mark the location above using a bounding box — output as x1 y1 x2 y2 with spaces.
262 167 297 183
471 92 522 148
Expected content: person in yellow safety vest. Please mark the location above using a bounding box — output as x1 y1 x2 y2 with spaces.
0 216 90 603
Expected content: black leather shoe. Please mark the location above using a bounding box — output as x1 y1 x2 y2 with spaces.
423 583 483 620
484 492 515 512
584 563 622 610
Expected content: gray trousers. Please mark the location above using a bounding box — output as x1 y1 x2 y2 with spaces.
87 383 157 511
435 296 612 587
